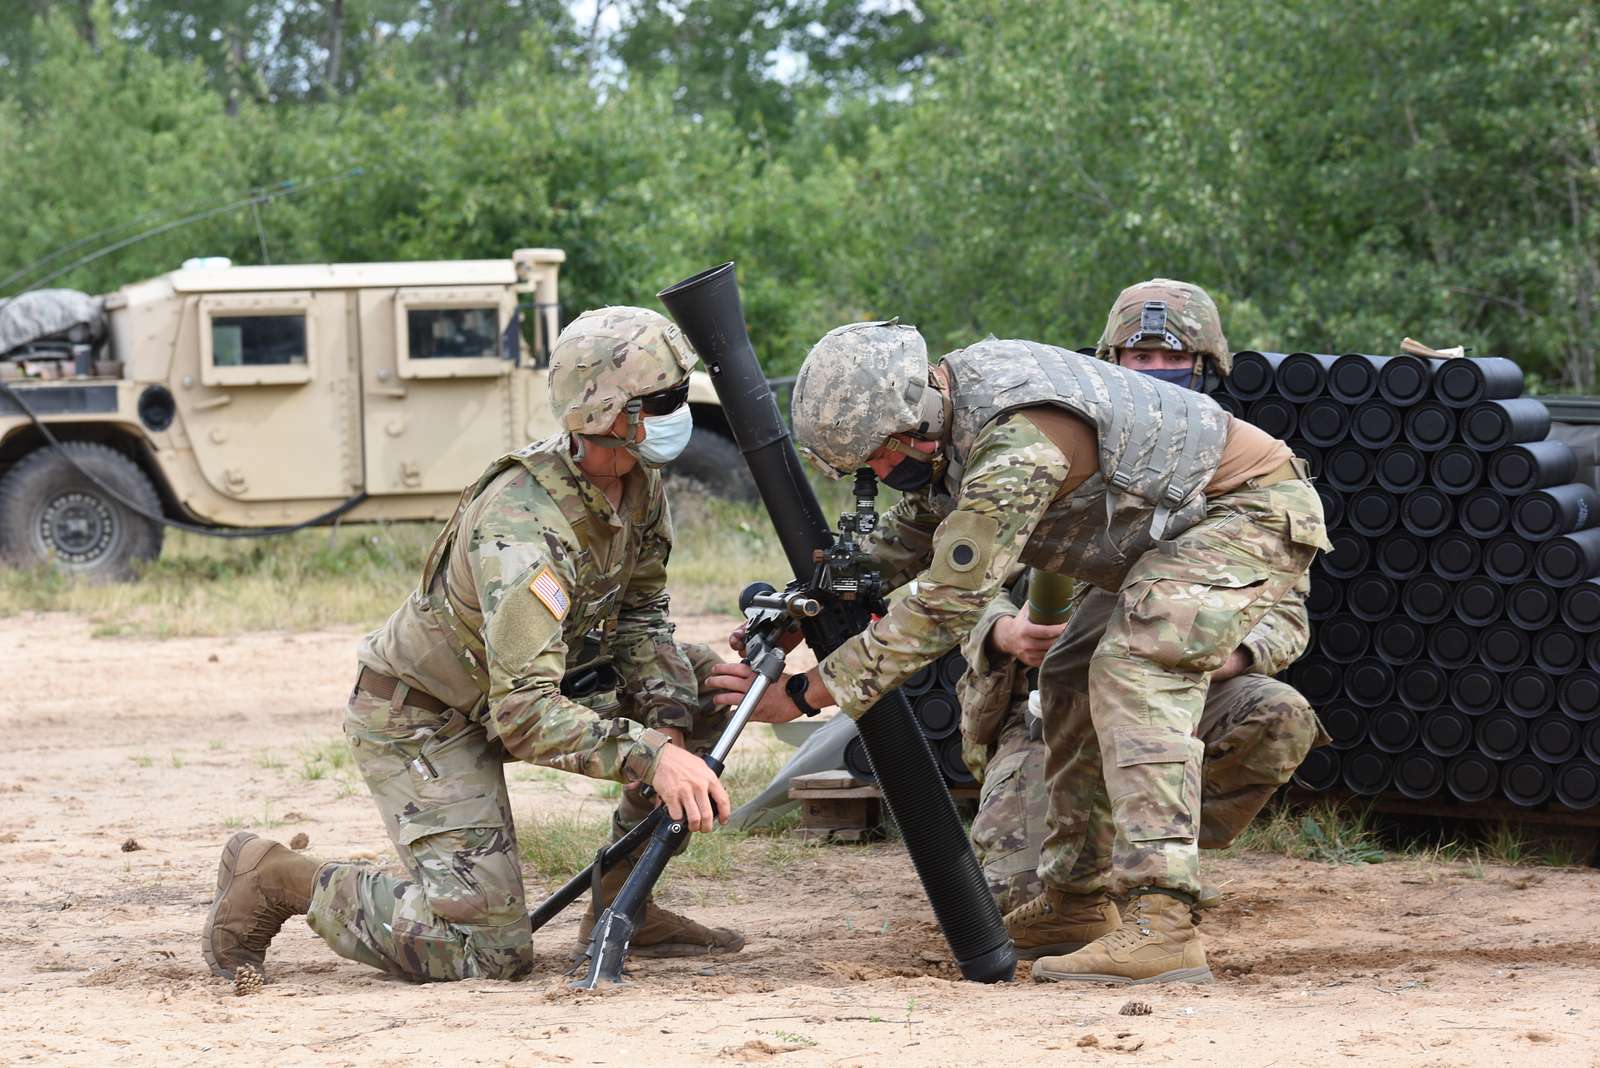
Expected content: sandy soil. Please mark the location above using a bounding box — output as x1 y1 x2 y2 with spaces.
4 610 1600 1067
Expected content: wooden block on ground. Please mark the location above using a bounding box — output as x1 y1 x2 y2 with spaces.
789 772 884 842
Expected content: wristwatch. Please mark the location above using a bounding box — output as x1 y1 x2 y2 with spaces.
785 673 823 717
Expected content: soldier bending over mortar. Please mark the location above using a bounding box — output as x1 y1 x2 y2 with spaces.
712 279 1327 986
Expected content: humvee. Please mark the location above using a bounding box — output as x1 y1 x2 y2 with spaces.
0 248 752 580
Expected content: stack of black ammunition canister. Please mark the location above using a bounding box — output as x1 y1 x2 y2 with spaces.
1212 352 1600 812
843 649 976 789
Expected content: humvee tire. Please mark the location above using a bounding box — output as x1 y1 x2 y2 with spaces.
0 442 164 581
671 427 757 502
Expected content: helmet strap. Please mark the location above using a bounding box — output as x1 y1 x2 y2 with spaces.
578 399 645 450
913 368 951 441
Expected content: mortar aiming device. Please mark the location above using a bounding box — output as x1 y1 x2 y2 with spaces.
527 580 820 989
657 261 1016 984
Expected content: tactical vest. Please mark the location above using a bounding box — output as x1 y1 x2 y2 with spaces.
942 339 1230 589
379 437 652 710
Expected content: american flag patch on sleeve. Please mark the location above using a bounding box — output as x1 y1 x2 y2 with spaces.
529 565 571 620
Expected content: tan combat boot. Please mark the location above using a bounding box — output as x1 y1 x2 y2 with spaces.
1003 887 1120 961
577 860 744 959
1032 889 1213 986
201 832 322 979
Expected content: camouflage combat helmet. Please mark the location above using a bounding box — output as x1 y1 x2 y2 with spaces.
791 320 942 479
548 306 696 436
1095 278 1231 378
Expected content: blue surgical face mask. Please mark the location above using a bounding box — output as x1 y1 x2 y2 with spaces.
1140 367 1199 390
631 405 694 466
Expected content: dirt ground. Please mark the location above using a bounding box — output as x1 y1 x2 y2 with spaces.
5 611 1600 1067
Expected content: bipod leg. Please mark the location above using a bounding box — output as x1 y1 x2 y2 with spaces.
569 640 786 988
527 806 664 934
570 809 689 988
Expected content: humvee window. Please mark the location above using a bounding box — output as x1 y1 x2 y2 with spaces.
211 314 308 367
406 307 499 359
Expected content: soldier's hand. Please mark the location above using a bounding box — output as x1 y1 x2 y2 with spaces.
992 608 1067 668
703 663 807 723
727 621 804 656
647 743 729 834
1211 646 1253 683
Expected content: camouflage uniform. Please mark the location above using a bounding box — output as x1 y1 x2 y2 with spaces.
793 332 1328 900
304 309 711 982
960 575 1328 911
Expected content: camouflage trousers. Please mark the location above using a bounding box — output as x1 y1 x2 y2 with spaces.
970 672 1326 912
305 644 730 982
1036 479 1323 897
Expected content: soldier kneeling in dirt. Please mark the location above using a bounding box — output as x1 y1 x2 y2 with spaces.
202 308 745 983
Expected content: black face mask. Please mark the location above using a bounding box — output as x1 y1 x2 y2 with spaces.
882 453 936 492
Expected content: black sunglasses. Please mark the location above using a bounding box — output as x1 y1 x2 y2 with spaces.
637 380 690 416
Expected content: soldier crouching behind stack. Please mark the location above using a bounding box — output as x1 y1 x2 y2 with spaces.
201 307 744 984
963 567 1324 917
963 285 1329 931
716 281 1327 986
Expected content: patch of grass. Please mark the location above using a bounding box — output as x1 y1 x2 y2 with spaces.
0 469 853 638
0 522 434 638
299 738 357 785
169 752 185 769
720 745 788 805
769 1031 817 1048
673 826 742 879
663 474 856 615
518 810 614 882
208 739 225 751
593 781 622 800
129 754 154 768
1226 799 1387 864
1480 820 1532 865
255 750 284 772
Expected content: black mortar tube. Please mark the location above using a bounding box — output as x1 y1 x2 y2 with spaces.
1535 527 1600 588
1393 749 1445 800
1430 445 1484 495
1420 708 1472 758
1292 747 1341 792
1461 398 1553 452
1350 400 1403 449
1432 356 1525 408
1379 354 1434 406
1555 761 1600 810
1246 397 1297 440
1228 351 1286 402
1483 535 1537 584
1376 445 1426 494
1299 398 1351 447
658 262 1015 983
1488 440 1578 495
1560 579 1600 632
1512 483 1600 541
1277 352 1339 403
1329 353 1388 404
1446 752 1499 802
1400 486 1453 538
1402 402 1456 452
